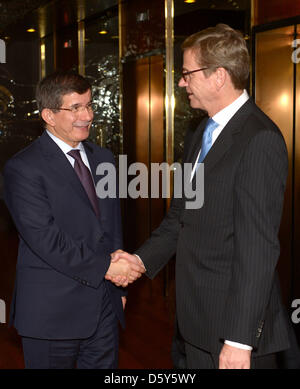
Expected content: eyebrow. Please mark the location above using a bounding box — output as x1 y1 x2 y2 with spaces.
70 101 92 107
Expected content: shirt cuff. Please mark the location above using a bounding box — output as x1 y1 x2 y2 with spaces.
224 340 253 351
133 254 146 271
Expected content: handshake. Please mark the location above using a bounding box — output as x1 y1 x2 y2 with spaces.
105 249 146 287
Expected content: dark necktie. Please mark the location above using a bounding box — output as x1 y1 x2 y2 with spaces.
197 118 219 163
67 149 100 218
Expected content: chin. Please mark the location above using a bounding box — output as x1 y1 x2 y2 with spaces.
190 101 202 110
188 97 202 110
75 128 90 139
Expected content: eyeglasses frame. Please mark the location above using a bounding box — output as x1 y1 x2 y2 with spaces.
181 67 209 82
49 102 98 114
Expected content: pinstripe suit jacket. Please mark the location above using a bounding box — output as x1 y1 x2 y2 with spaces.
136 98 290 355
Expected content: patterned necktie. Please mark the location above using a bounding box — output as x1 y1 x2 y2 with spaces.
67 149 100 218
197 118 219 163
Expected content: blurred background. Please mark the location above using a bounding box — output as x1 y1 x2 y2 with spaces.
0 0 300 368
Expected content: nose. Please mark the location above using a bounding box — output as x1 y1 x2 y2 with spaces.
178 76 187 88
80 106 94 121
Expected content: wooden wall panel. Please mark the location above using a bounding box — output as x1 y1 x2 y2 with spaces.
150 55 165 232
254 26 294 306
294 27 300 304
55 25 78 71
254 0 300 26
122 55 164 252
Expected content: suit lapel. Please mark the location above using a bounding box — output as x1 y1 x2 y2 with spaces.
83 142 98 185
38 131 96 212
190 98 254 177
83 142 114 226
202 123 234 175
186 120 207 164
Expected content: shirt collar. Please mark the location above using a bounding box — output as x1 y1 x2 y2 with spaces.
46 130 84 154
212 89 249 127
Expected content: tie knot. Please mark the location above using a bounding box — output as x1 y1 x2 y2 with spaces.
68 149 81 161
197 118 219 164
205 118 219 134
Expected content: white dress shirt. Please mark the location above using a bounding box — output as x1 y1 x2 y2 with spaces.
191 90 249 180
46 130 92 172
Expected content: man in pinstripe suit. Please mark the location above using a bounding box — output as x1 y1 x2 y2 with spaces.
108 24 290 368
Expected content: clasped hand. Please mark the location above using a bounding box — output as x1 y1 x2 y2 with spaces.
105 249 146 287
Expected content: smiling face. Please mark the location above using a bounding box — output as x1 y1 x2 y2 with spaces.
178 48 217 113
42 89 93 148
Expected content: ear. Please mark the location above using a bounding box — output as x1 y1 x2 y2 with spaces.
214 67 227 90
41 108 56 127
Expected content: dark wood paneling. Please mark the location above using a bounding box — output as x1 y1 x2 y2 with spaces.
122 55 164 252
254 26 295 307
150 55 165 232
254 0 300 25
120 0 165 58
293 44 300 305
55 25 78 71
122 58 150 252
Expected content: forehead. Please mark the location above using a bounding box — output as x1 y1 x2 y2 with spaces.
183 48 201 69
61 89 92 105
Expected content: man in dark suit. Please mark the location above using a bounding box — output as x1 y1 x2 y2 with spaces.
108 24 290 368
3 71 144 369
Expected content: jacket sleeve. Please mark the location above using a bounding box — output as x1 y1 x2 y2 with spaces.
135 195 182 279
135 126 197 278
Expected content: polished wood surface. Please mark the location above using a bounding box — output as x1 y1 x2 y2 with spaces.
122 55 165 253
254 0 300 25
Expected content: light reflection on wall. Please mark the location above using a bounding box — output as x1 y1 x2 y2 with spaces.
279 93 289 109
255 26 294 139
84 13 121 158
85 54 120 156
0 76 40 147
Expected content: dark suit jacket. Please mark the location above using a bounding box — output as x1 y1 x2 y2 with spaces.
4 131 124 339
136 98 290 356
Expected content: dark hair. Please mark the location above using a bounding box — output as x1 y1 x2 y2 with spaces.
36 71 91 112
182 24 249 90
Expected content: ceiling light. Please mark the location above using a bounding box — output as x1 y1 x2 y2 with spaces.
27 28 36 33
184 0 196 3
98 19 108 35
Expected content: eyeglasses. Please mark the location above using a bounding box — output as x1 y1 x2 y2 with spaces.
181 67 209 82
53 102 98 114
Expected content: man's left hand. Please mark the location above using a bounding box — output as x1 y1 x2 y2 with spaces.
219 343 251 369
